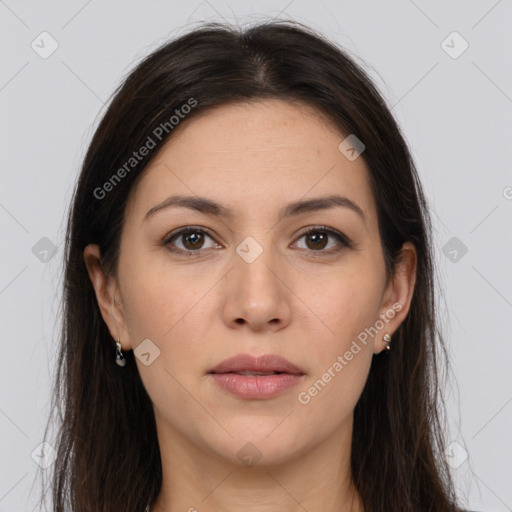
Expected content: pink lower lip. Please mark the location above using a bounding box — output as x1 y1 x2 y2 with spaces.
209 373 304 399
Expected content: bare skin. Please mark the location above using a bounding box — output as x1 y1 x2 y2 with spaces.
84 99 416 512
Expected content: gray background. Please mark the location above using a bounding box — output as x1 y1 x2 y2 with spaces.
1 1 511 510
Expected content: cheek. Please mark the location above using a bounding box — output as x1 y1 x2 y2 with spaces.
292 261 381 410
294 272 377 424
119 252 209 348
296 345 372 443
119 259 211 401
298 261 383 347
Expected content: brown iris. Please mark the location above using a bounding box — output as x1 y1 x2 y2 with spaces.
305 231 328 250
181 231 205 250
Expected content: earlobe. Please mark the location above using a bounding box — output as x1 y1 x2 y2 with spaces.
374 242 417 354
83 244 129 349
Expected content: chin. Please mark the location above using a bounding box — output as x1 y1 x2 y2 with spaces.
204 425 305 468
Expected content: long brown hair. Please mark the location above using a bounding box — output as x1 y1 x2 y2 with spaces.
41 20 463 511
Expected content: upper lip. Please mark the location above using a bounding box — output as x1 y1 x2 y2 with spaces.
209 354 305 375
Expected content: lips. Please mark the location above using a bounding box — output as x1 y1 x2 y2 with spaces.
208 354 305 399
208 353 305 376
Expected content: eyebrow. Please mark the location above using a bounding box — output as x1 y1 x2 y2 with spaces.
144 194 366 224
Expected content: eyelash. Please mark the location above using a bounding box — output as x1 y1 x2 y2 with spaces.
162 225 353 258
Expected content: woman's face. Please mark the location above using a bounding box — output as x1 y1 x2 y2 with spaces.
86 99 416 468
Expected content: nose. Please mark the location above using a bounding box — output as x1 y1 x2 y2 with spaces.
221 243 292 332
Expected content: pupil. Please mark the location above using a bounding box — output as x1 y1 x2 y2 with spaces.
307 232 327 250
184 232 203 250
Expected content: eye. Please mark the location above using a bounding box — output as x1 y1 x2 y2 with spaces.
293 226 352 254
163 227 220 255
163 225 353 257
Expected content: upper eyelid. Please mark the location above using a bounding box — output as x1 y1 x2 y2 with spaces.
164 225 216 241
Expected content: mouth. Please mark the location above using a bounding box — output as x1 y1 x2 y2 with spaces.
207 354 305 399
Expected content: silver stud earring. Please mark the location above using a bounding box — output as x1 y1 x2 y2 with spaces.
382 333 392 351
115 339 126 367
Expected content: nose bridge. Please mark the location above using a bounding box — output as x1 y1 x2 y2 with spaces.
234 233 281 299
222 233 292 330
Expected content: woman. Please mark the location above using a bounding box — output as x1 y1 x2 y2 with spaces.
42 20 467 512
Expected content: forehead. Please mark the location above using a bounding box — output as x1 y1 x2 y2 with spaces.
126 99 376 224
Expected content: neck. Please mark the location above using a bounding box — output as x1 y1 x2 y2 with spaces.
151 413 364 512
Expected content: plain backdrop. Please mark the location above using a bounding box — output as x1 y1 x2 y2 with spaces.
0 1 511 511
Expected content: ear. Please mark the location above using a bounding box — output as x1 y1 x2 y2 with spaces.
373 241 417 354
83 244 132 351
